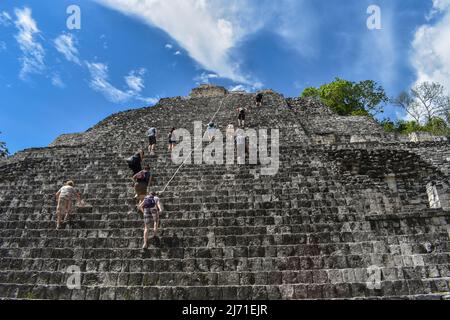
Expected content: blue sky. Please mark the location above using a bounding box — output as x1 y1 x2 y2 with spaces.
1 0 449 154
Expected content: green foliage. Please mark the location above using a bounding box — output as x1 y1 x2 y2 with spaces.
423 117 450 137
351 109 371 117
380 119 397 133
0 132 9 158
380 118 450 138
301 78 388 116
301 87 320 98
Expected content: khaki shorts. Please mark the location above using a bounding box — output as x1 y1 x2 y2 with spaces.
144 209 159 225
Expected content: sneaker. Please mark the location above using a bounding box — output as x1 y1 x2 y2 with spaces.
142 243 148 250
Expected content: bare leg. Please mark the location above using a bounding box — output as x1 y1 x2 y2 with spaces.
138 195 146 211
64 200 73 222
143 225 149 249
56 198 63 229
153 218 159 237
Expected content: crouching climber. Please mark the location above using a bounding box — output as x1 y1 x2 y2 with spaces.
133 165 152 204
255 92 263 107
138 192 163 249
55 181 81 230
127 150 144 176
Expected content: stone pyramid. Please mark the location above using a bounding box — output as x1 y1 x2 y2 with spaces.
0 85 448 300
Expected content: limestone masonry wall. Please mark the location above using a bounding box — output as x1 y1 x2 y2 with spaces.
0 86 448 300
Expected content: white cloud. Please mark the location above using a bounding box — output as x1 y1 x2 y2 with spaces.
427 0 450 19
86 62 133 103
54 33 81 65
125 68 146 93
229 84 248 92
14 7 45 80
0 41 6 51
174 50 181 56
86 62 157 105
165 44 173 49
229 82 263 93
137 96 159 105
194 72 219 84
95 0 267 85
0 11 12 26
51 74 65 88
411 2 450 93
432 0 450 11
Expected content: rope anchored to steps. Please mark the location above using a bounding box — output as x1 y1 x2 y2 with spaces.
159 96 228 195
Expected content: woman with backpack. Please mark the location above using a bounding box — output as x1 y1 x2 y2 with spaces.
138 192 163 249
133 165 152 204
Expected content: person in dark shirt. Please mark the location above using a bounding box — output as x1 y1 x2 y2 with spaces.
127 150 144 176
256 93 263 107
237 107 247 128
168 128 177 152
133 165 152 204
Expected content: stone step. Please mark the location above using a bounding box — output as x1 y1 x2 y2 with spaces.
0 281 448 300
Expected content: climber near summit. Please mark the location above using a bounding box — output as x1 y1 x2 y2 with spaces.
168 127 177 153
255 92 263 107
55 181 82 230
206 122 218 142
237 106 247 128
138 191 163 249
147 127 158 155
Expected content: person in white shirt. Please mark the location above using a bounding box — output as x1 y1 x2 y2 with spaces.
147 127 158 154
206 122 217 142
55 181 81 230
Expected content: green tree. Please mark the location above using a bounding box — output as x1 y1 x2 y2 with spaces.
0 132 9 158
301 78 388 116
423 117 450 137
380 119 397 133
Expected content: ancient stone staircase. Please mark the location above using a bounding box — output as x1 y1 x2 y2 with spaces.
0 85 448 300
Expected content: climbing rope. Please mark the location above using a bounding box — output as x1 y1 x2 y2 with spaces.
159 96 229 195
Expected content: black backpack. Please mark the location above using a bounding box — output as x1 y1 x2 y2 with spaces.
126 154 139 168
